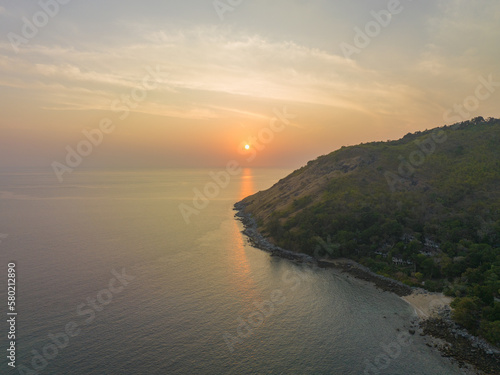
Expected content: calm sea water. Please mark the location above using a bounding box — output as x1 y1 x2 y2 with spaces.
0 168 463 374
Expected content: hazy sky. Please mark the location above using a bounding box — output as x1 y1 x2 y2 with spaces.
1 0 499 170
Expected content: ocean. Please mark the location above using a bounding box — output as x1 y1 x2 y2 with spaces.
0 168 463 374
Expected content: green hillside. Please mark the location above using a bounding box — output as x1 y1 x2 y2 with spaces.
240 116 500 345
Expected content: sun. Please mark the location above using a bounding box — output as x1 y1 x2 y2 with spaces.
244 144 250 150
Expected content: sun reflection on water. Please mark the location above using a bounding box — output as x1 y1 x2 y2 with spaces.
229 168 258 300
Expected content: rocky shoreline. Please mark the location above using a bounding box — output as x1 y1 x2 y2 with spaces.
421 316 500 375
234 201 315 263
234 201 412 296
234 201 500 375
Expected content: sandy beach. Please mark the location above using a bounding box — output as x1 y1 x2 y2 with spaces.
402 290 453 319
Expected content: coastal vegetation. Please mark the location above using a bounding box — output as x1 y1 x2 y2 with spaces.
241 117 500 346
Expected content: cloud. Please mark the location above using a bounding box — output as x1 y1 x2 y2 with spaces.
1 3 499 129
0 25 415 121
418 0 500 79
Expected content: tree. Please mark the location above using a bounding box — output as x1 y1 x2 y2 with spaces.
479 320 500 346
451 297 482 331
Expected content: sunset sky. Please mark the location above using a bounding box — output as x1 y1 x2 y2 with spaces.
1 0 499 170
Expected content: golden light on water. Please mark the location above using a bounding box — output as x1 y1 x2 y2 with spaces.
239 168 255 200
228 168 257 300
